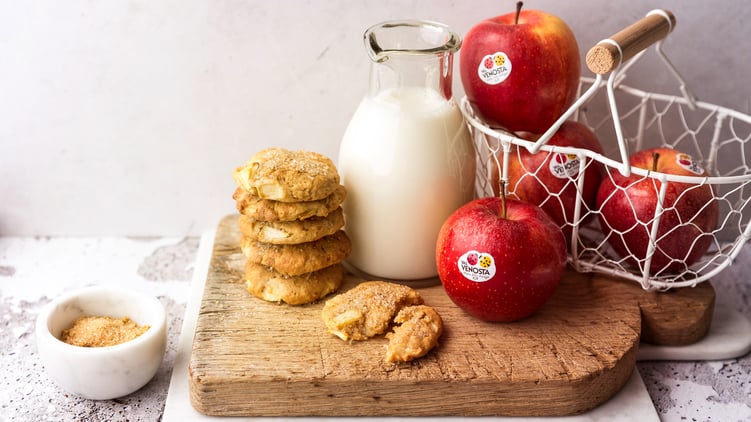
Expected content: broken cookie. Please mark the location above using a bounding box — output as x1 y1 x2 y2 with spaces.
385 305 443 363
321 281 442 363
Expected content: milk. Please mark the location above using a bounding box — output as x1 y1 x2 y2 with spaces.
338 86 476 281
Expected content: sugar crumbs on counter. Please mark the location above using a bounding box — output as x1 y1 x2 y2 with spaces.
60 316 150 347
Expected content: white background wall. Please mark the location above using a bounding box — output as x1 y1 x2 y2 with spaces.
1 0 748 236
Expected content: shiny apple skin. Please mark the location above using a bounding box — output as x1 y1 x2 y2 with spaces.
596 147 719 274
491 121 605 244
436 197 567 322
460 9 580 133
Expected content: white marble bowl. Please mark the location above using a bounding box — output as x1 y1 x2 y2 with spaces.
35 285 167 400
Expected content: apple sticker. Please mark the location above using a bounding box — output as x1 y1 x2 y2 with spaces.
548 152 582 179
477 52 512 85
458 250 496 282
676 153 705 175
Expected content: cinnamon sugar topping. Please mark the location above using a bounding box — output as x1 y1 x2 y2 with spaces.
60 316 150 347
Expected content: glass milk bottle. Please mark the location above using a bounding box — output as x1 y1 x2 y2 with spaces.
338 20 476 284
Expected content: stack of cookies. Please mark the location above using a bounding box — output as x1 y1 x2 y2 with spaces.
231 147 351 305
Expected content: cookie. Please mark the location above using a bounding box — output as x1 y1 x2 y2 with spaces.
233 148 340 202
232 185 346 222
321 281 424 341
238 208 344 245
385 305 443 363
244 263 343 305
241 230 351 276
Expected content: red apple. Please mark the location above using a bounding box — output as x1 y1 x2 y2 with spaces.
436 196 567 322
460 2 580 133
490 121 604 244
596 147 719 274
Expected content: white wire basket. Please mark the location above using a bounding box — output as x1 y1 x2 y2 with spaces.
462 10 751 290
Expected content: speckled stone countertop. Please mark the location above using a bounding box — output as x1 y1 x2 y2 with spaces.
2 235 750 421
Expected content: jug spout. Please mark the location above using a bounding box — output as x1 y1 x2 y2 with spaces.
363 20 462 101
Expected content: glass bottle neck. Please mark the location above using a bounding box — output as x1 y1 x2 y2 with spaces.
368 52 454 100
363 20 460 101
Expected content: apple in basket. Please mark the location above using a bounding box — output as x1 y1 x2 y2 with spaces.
490 120 605 245
460 2 580 133
436 195 567 322
596 147 719 274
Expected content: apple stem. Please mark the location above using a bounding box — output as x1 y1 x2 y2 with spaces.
500 180 508 219
652 152 660 172
515 1 523 24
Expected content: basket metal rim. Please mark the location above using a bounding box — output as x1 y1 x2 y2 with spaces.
460 78 751 185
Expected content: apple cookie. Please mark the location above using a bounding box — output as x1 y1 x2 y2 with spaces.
321 281 424 341
241 230 351 276
238 208 344 245
385 305 443 363
244 262 344 305
232 185 346 222
233 148 340 202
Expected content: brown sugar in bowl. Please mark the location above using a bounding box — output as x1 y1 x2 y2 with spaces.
35 286 167 400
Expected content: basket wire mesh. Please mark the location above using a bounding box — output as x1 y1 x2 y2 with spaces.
462 28 751 291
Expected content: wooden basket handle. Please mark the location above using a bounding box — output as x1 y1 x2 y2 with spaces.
585 9 676 75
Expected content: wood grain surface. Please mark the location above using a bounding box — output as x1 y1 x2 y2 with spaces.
188 214 714 417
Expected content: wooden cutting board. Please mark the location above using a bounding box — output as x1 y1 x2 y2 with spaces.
188 215 714 417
